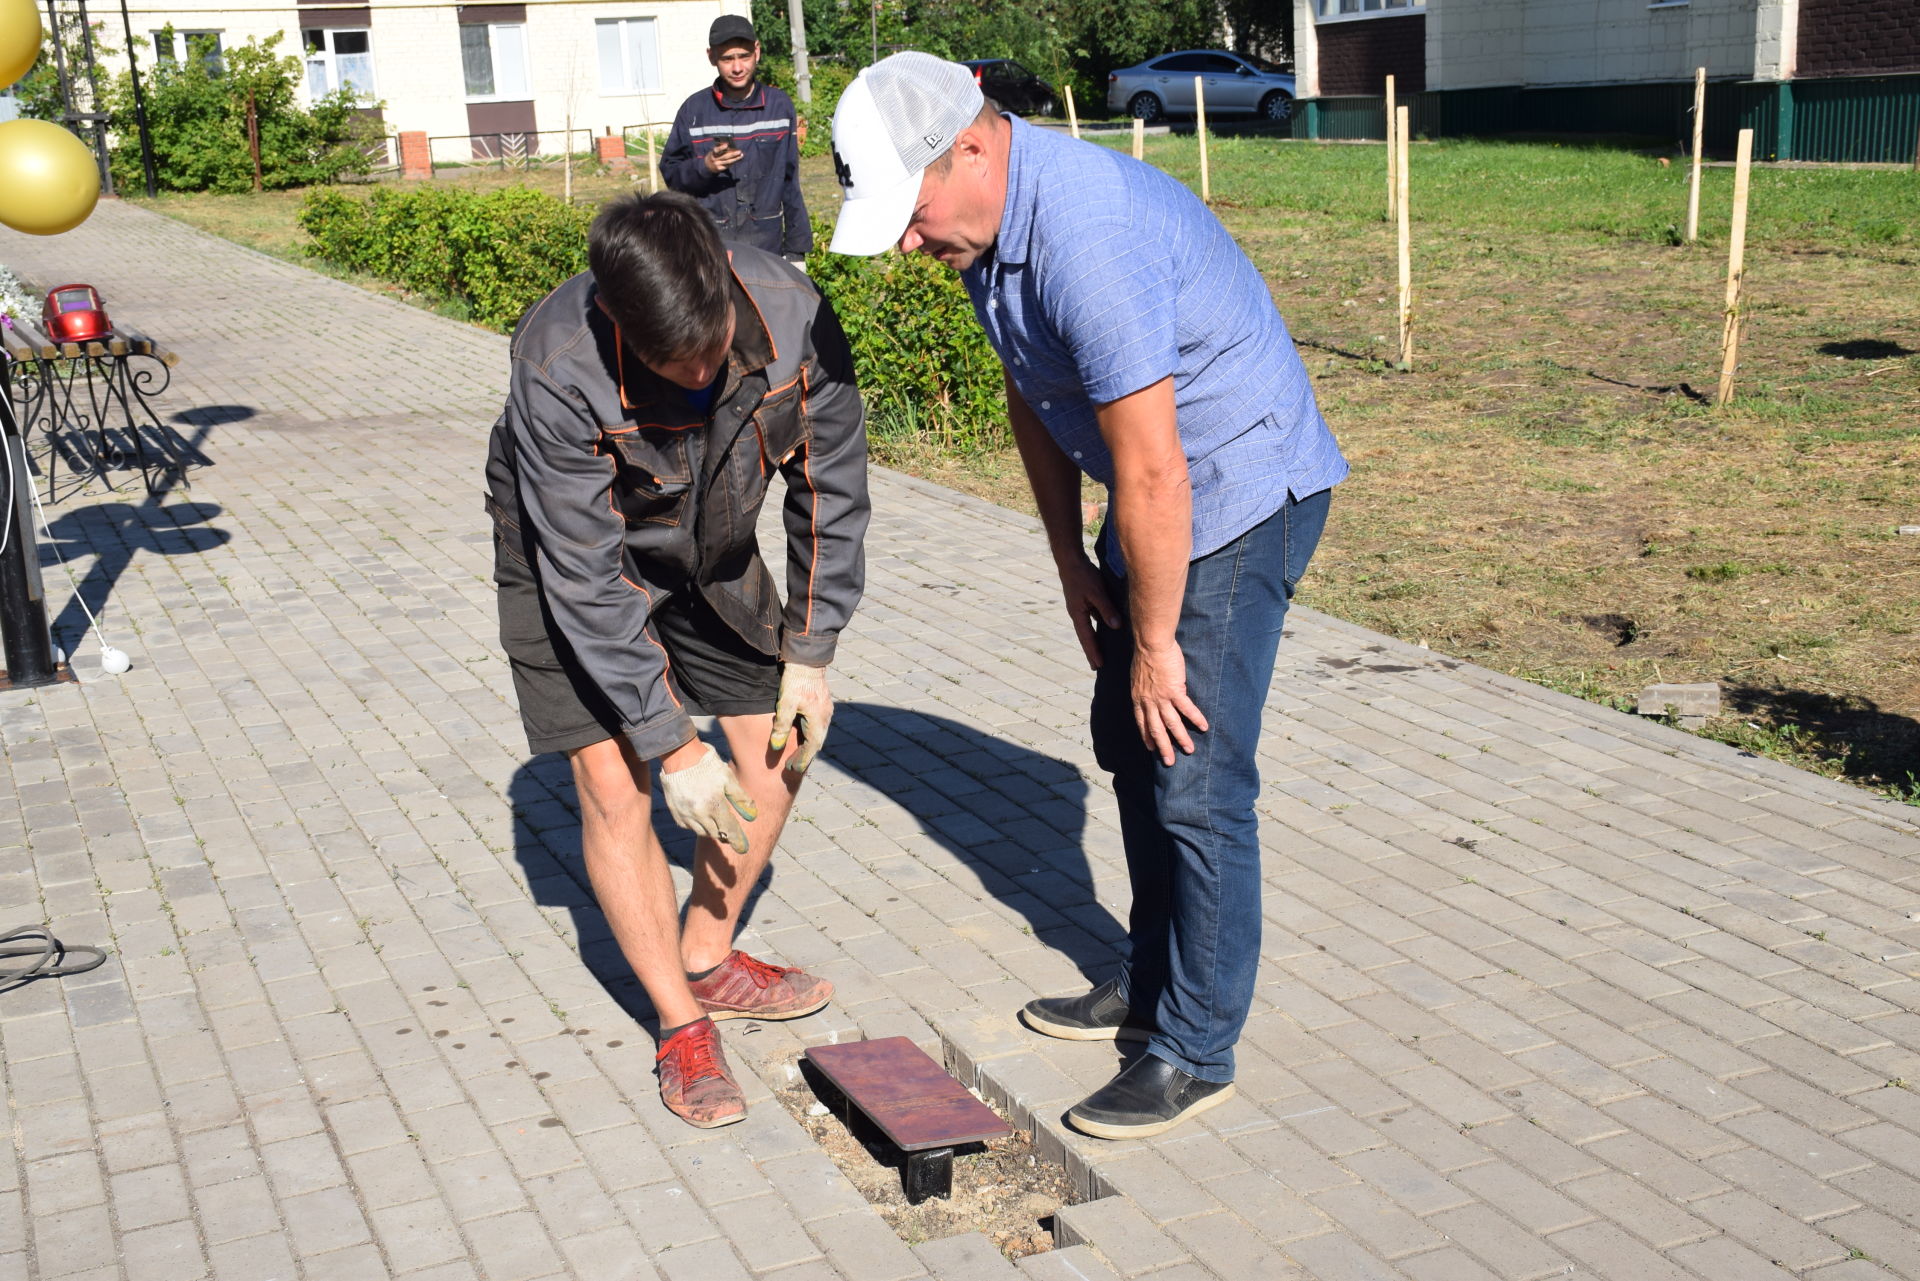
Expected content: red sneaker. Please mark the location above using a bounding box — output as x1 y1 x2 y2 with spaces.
687 951 834 1022
655 1019 745 1129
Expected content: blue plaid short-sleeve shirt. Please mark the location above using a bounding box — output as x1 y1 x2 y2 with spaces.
962 116 1347 569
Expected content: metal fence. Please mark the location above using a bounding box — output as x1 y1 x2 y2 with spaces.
423 127 601 170
618 122 673 190
1300 73 1920 164
1790 73 1920 164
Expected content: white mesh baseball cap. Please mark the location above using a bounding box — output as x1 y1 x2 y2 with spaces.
828 52 984 255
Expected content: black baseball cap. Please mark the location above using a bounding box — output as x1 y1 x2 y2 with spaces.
708 15 757 48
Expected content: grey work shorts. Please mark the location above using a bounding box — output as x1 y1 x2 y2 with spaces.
494 531 780 756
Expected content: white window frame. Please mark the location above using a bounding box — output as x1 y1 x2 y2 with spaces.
461 22 532 102
596 17 662 97
1315 0 1425 23
303 27 376 101
151 28 224 69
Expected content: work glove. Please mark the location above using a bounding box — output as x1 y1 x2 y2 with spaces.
769 662 832 774
658 744 757 852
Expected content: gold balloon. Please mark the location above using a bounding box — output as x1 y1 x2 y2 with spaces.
0 0 41 91
0 119 101 235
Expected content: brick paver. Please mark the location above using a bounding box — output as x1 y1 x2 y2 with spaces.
3 202 1919 1279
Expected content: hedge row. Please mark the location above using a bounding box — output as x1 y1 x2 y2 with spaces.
298 186 1005 448
298 186 593 331
799 215 1004 451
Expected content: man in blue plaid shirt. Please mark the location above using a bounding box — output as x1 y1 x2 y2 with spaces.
832 53 1348 1139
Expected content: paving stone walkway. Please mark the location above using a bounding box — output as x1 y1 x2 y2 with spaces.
3 202 1919 1281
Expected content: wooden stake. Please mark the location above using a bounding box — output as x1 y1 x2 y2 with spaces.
247 89 262 193
1396 105 1412 369
1064 83 1079 139
646 126 659 193
1132 115 1143 160
1686 67 1705 242
1196 76 1210 204
1716 128 1754 408
1384 74 1397 220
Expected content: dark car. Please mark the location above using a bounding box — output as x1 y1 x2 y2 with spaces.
1107 50 1296 123
960 59 1057 117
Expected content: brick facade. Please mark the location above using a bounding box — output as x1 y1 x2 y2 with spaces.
1797 0 1920 76
1318 14 1426 95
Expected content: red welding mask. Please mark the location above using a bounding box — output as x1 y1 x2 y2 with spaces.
42 284 112 344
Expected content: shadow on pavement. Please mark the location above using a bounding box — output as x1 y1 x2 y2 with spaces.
39 501 230 655
828 701 1121 984
170 404 258 428
507 698 1119 1030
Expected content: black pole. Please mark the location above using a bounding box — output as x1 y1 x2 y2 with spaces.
0 360 60 690
70 0 113 196
116 0 157 197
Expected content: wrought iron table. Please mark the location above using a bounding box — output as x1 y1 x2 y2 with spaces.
1 314 186 501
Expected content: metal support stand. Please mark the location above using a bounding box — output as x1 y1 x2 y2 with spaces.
803 1038 1008 1210
11 345 187 502
902 1147 954 1205
0 361 63 690
70 0 114 197
40 0 118 195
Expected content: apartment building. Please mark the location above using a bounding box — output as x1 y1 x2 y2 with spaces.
1292 0 1920 162
112 0 748 161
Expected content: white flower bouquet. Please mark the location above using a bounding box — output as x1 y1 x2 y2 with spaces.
0 265 39 330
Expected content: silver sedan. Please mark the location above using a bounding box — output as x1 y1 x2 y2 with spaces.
1107 50 1296 124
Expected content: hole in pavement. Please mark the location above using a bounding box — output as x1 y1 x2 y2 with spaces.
775 1052 1081 1261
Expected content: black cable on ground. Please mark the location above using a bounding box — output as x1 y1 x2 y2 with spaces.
0 924 107 994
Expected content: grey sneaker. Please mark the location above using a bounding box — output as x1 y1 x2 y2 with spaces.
1067 1053 1236 1140
1020 978 1154 1042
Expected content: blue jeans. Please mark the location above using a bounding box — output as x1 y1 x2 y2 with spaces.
1092 488 1332 1083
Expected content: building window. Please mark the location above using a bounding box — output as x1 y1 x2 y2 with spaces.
303 28 375 100
1316 0 1424 16
462 23 530 99
152 29 224 73
596 17 661 95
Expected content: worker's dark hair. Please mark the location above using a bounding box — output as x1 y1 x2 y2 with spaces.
588 191 731 362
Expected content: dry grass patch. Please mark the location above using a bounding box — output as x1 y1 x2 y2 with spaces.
1240 211 1917 797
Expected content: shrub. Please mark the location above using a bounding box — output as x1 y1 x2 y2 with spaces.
802 218 1005 451
300 190 1004 443
299 185 592 330
758 56 854 158
107 31 376 193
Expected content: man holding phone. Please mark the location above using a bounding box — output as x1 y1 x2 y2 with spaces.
661 15 811 262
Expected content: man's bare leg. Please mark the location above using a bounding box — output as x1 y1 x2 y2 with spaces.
569 736 705 1029
680 711 803 973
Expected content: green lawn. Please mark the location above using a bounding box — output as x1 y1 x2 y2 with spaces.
1098 134 1919 251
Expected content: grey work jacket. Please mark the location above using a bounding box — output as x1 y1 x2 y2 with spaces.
484 246 869 760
